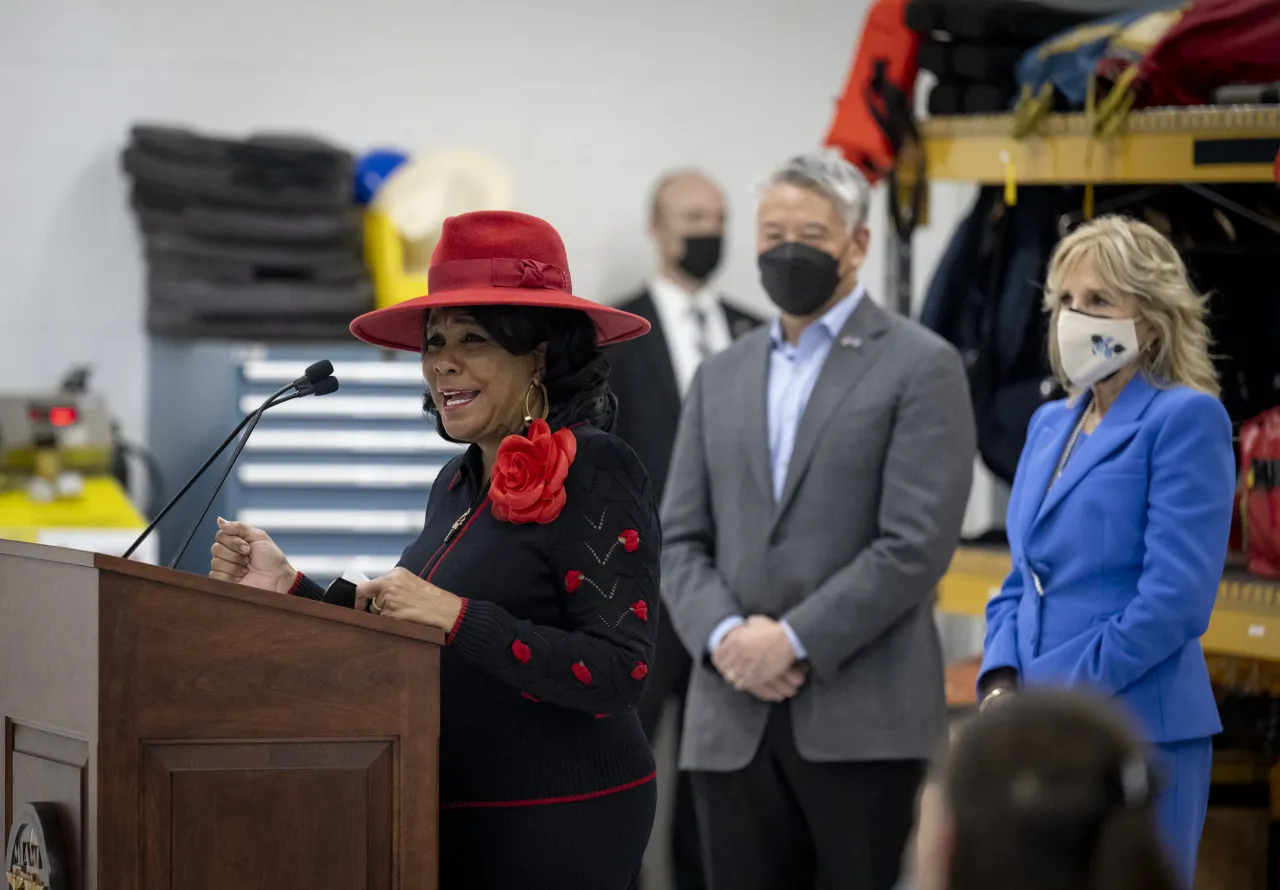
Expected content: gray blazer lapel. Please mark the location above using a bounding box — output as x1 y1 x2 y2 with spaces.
738 329 774 502
773 298 890 524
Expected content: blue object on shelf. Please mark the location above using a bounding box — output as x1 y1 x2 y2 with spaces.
354 149 410 206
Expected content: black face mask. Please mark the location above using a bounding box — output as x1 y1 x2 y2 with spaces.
678 235 723 281
758 242 841 316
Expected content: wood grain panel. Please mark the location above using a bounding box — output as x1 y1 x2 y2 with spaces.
142 741 392 890
103 570 430 738
98 566 439 889
94 552 443 644
0 543 440 890
97 581 141 890
8 725 89 888
0 543 100 890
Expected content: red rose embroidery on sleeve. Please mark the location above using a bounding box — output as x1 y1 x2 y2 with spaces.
631 662 649 681
490 419 577 524
565 570 584 593
511 640 532 663
630 600 648 621
572 662 593 684
619 529 640 552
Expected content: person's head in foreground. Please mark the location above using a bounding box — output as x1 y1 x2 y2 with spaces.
349 210 650 470
1044 214 1217 398
909 691 1181 890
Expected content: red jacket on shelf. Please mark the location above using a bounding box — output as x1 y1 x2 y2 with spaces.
824 0 919 185
1240 406 1280 579
1136 0 1280 107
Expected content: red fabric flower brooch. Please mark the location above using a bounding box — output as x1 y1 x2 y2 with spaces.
491 419 577 524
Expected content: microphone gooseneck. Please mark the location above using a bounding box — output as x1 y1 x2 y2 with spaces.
122 360 336 562
164 371 339 569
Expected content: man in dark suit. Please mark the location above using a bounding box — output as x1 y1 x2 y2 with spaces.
609 169 761 890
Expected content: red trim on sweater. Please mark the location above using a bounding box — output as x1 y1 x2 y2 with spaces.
286 571 304 596
417 536 453 579
439 770 657 810
446 597 469 647
426 495 491 583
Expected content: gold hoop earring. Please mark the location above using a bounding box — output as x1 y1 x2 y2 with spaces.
523 380 549 425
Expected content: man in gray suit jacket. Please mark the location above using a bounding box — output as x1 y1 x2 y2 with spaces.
662 150 976 890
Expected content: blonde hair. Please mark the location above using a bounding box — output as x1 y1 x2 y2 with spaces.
1044 215 1219 398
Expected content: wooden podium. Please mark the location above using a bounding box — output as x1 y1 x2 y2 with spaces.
0 539 441 890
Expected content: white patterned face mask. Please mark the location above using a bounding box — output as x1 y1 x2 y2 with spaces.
1055 308 1142 388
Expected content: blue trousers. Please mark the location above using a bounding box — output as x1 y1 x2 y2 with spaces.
1152 738 1213 887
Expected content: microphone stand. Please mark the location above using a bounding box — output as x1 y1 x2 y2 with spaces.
122 382 298 560
166 389 281 569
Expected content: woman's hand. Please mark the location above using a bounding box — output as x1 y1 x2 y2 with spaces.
978 685 1017 714
210 517 297 593
977 666 1019 714
356 567 464 631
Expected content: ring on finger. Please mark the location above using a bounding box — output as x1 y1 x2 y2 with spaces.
370 599 383 614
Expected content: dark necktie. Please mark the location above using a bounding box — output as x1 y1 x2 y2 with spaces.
691 305 712 361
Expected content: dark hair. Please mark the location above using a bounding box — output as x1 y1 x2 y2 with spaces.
938 691 1179 890
421 305 616 443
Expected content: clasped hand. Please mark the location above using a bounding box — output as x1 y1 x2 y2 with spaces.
210 520 463 633
712 615 808 702
355 567 464 632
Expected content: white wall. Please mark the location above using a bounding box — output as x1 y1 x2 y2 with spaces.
1 0 1000 528
0 0 872 437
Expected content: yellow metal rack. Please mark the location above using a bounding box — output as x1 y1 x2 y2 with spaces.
938 547 1280 661
919 106 1280 660
919 106 1280 185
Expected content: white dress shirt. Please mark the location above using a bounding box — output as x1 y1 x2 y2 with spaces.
649 275 732 397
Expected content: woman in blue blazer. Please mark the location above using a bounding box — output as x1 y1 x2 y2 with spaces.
978 215 1235 884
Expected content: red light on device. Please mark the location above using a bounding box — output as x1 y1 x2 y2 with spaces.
48 406 78 427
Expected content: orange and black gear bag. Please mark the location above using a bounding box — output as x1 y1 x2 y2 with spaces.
824 0 920 186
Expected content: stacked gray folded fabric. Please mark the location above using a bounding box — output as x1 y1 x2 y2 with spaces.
122 124 373 340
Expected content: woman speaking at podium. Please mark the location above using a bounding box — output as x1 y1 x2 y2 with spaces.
209 211 660 889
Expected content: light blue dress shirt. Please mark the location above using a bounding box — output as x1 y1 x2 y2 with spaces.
707 286 866 661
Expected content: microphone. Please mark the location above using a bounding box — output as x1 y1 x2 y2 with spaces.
293 360 333 394
122 360 336 561
305 376 340 398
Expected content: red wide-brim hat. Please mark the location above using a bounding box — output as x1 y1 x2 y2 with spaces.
350 210 650 352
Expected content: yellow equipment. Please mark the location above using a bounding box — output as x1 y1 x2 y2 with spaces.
365 150 516 311
0 387 150 560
